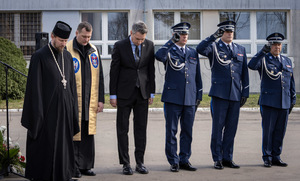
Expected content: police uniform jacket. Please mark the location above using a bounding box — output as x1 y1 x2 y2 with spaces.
155 40 202 106
248 50 296 109
197 35 249 101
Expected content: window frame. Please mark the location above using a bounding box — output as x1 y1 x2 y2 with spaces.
153 11 202 48
80 11 129 59
0 12 41 60
219 10 290 57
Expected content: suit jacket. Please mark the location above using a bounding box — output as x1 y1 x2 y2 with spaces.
197 35 249 101
109 36 155 99
155 40 203 106
248 50 296 109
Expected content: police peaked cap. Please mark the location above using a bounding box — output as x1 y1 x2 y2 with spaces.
52 21 72 39
171 22 191 34
217 20 236 32
266 32 284 44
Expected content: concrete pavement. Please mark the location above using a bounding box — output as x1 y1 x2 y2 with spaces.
1 110 300 181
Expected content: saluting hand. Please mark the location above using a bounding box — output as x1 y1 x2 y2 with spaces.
213 27 225 39
262 44 271 54
171 32 180 43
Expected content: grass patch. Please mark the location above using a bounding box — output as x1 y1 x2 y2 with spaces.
1 94 299 109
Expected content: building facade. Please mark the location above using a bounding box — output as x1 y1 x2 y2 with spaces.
1 0 299 93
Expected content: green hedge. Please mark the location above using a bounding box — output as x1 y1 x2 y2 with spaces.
0 37 28 100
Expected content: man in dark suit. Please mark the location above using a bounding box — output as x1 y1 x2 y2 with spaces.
248 33 296 168
109 21 155 175
155 22 203 172
197 20 249 170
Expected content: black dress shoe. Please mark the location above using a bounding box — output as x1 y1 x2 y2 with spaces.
80 169 96 176
214 161 224 169
70 179 78 181
136 163 149 174
222 160 240 169
272 159 288 167
179 162 197 171
170 164 179 172
73 168 82 178
123 164 133 175
264 160 272 167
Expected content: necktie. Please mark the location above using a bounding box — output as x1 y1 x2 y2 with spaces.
275 56 282 70
135 45 140 87
227 45 233 57
180 47 185 55
135 45 140 63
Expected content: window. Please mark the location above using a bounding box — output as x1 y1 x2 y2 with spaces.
0 12 41 59
220 12 250 39
0 13 14 41
219 11 288 56
181 12 200 40
256 12 287 40
82 12 128 58
256 12 287 54
154 11 201 51
154 12 174 40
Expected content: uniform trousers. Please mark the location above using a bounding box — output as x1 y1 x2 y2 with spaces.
260 105 289 162
210 96 240 162
116 87 149 165
164 102 196 165
74 120 95 170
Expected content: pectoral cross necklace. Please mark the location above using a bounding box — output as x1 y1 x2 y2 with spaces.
48 43 67 89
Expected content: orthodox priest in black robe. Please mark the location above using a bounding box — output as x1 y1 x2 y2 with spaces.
21 21 80 181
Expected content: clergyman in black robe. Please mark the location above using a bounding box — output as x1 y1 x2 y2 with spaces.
21 21 80 181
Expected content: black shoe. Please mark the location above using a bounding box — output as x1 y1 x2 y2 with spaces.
222 160 240 169
73 168 82 178
179 162 197 171
272 159 288 167
214 161 224 169
70 179 78 181
136 163 149 174
264 160 272 167
123 164 133 175
80 169 96 176
170 164 179 172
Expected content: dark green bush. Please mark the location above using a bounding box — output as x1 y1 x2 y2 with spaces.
0 37 28 100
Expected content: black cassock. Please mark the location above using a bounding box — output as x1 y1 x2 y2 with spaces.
21 44 80 181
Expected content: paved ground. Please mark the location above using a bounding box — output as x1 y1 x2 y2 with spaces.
1 109 300 181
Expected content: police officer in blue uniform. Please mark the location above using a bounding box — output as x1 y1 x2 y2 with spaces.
248 33 296 168
155 22 203 172
197 20 249 169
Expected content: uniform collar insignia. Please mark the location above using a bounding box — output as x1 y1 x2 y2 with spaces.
269 56 273 59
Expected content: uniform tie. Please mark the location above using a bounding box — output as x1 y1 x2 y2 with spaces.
227 45 233 57
180 47 185 55
275 56 282 70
